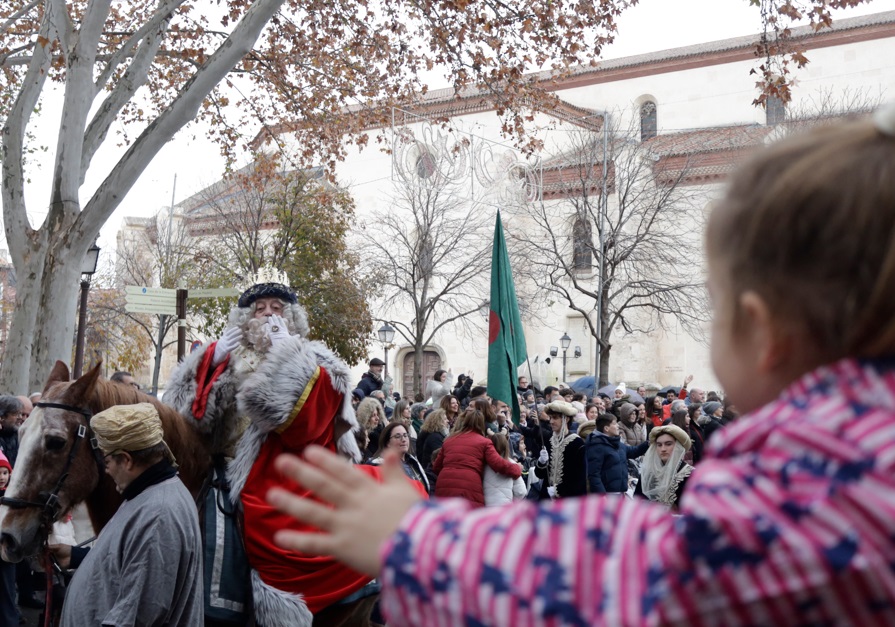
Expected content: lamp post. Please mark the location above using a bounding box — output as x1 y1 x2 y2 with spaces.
377 322 396 378
560 332 571 383
73 241 101 378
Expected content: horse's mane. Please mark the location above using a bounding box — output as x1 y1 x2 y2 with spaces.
44 378 211 494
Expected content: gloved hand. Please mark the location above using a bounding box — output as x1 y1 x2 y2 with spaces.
266 314 290 346
547 486 558 499
538 447 549 465
212 327 243 366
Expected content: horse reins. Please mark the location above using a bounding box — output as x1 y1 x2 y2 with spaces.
0 401 102 627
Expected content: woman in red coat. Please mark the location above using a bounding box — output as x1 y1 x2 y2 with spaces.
432 400 521 506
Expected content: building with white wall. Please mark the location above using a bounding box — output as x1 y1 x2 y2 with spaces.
121 11 895 396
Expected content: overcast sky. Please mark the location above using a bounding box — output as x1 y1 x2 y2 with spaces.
16 0 895 256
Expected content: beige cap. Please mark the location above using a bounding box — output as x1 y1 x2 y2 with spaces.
648 424 692 451
544 400 578 418
92 403 176 465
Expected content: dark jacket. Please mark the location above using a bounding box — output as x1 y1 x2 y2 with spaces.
702 416 725 442
0 429 18 467
518 418 551 463
433 431 521 506
689 422 706 464
417 430 445 472
371 453 430 494
453 378 473 406
535 436 587 500
356 372 383 398
585 433 649 494
365 424 384 461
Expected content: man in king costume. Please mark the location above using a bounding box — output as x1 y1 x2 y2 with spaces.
166 267 375 626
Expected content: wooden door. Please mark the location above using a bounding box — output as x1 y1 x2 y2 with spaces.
402 351 442 400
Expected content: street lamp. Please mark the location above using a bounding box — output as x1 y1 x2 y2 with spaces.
377 322 396 378
560 332 571 383
73 241 101 378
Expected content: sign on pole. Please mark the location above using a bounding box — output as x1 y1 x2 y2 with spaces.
125 285 177 299
125 285 177 315
125 301 176 315
188 288 240 299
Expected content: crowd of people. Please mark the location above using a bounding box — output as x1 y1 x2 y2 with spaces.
348 363 740 513
3 109 895 625
265 109 895 626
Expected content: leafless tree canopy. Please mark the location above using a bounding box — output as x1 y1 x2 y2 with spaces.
364 146 492 394
110 212 210 393
506 113 709 384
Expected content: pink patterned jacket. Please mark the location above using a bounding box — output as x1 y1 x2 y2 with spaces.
378 358 895 625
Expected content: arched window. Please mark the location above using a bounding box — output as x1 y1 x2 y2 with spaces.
640 101 657 141
573 216 592 271
766 95 786 126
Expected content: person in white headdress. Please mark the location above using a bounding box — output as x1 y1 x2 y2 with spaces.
633 424 693 510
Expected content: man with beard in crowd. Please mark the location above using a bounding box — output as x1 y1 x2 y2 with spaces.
166 267 374 626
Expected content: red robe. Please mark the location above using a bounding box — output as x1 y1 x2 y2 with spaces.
193 346 424 614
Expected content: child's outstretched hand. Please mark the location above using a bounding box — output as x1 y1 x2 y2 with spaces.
266 445 423 576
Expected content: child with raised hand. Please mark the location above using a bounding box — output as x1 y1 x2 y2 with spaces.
267 106 895 625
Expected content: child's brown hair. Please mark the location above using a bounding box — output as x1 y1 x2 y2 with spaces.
708 117 895 359
490 433 510 459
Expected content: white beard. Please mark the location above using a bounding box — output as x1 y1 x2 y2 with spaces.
242 317 273 353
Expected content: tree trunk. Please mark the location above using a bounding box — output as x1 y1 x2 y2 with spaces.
29 244 88 393
0 247 47 394
1 0 287 395
151 314 168 395
599 343 611 388
413 343 424 397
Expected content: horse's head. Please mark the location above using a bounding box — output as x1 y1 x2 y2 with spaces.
0 362 104 562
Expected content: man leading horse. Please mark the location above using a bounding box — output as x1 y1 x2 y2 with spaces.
166 267 375 627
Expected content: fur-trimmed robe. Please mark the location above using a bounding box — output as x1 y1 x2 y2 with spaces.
167 334 369 627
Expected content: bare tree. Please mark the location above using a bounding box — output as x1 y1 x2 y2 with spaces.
365 143 491 396
111 211 215 393
0 0 285 393
507 114 709 386
771 85 885 138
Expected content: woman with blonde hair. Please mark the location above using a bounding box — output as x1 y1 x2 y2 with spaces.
355 397 387 460
416 408 448 491
416 408 449 473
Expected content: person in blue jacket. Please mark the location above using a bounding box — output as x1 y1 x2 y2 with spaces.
585 413 649 494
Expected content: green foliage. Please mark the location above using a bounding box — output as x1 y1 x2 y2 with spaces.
274 172 372 366
193 155 372 365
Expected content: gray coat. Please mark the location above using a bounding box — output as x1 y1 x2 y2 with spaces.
61 476 203 626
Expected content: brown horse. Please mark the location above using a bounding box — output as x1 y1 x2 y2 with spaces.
0 361 211 563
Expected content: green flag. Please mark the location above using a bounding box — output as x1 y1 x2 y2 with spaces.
487 210 528 424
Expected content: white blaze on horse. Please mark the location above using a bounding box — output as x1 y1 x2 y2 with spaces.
0 362 210 563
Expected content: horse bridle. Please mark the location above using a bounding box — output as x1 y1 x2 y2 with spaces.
0 401 105 527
